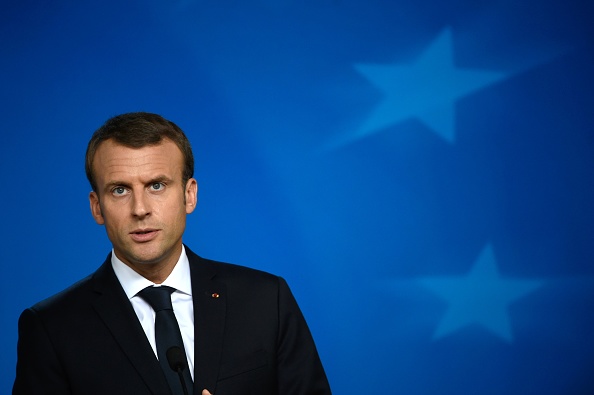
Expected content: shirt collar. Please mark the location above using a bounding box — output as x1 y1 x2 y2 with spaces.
111 245 192 299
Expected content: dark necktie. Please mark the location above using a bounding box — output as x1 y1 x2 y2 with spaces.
138 286 193 395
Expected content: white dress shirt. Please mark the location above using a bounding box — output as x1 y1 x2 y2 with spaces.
111 246 195 379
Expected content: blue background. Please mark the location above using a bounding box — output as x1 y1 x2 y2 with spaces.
2 1 594 394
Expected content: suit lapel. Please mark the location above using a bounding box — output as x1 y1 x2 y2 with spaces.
187 248 227 394
91 256 171 395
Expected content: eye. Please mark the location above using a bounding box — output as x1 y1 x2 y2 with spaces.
112 186 128 196
150 182 165 191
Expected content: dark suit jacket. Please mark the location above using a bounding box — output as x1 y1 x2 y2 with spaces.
13 247 331 395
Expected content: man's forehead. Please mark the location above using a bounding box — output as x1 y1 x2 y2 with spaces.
93 139 183 177
94 138 182 159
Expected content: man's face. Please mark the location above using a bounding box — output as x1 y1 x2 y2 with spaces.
89 139 197 276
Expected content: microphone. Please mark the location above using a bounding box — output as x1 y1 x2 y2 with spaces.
166 346 190 395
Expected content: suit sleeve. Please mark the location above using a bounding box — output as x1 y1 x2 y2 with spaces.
276 277 332 395
13 308 72 395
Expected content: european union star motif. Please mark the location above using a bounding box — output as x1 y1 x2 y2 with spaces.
338 28 509 146
420 244 543 342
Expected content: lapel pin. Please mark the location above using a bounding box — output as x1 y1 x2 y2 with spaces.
211 293 220 299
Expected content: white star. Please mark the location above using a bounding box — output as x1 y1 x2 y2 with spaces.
420 244 543 342
336 28 508 146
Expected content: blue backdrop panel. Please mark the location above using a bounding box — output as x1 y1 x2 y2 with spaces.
2 1 594 394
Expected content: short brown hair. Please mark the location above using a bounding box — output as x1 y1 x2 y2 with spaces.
85 112 194 192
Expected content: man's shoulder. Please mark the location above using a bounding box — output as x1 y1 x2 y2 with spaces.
186 247 282 285
31 273 95 313
29 256 112 315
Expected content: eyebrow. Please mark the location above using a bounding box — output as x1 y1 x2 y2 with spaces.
146 175 174 185
103 180 130 193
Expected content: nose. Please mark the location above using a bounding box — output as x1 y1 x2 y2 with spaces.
131 192 150 218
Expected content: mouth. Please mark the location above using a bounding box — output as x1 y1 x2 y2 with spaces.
130 229 159 242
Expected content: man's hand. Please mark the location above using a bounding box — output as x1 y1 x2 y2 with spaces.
202 390 213 395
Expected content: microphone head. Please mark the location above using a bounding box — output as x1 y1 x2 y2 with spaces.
166 346 187 372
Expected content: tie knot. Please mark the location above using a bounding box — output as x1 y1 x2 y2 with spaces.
138 286 175 312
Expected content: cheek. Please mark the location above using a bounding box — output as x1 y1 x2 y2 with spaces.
168 205 188 232
99 205 127 229
102 217 121 236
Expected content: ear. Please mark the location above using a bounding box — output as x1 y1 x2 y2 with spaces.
89 191 105 225
185 178 198 214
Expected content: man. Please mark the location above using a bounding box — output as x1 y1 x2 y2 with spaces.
13 112 331 395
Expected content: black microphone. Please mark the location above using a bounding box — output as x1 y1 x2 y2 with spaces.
166 346 190 395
